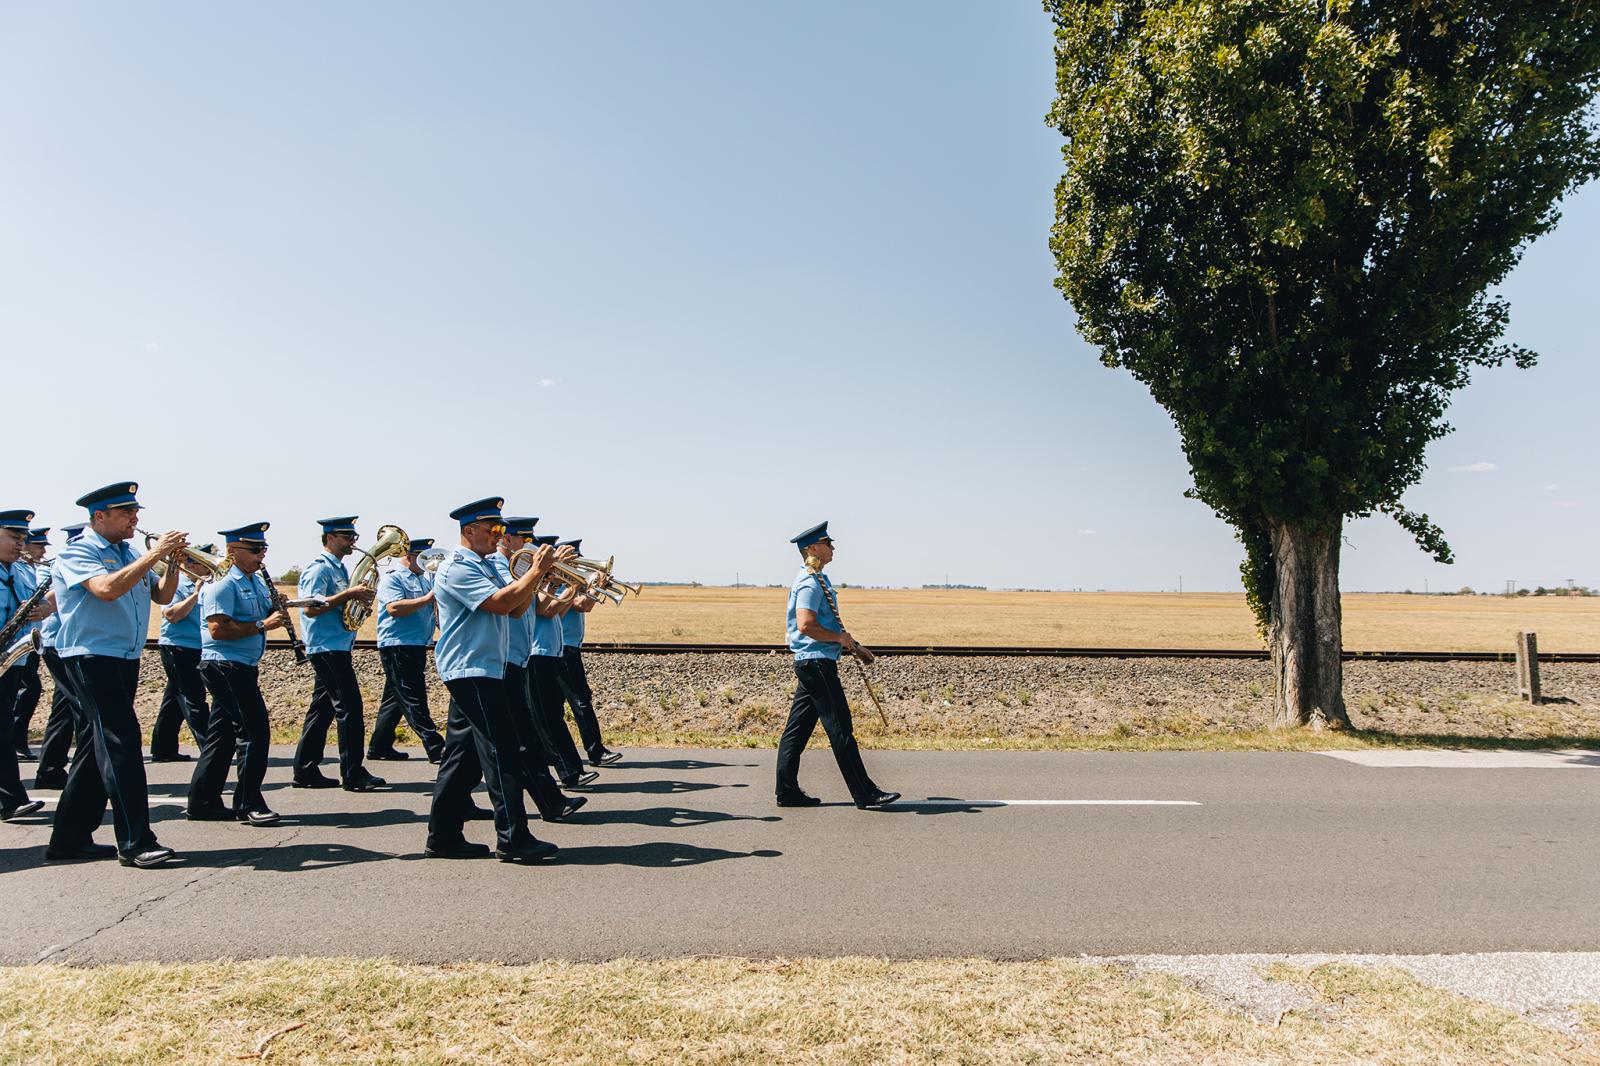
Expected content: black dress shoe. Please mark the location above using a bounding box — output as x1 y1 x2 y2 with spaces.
424 839 491 859
366 749 411 761
560 770 599 789
292 775 340 789
589 749 623 766
238 808 281 826
545 795 587 822
118 846 177 868
464 804 494 821
854 790 901 809
496 839 559 864
44 842 118 862
16 747 36 762
149 752 193 763
776 790 823 808
185 806 235 821
342 771 387 792
1 799 46 821
32 771 68 791
426 753 443 765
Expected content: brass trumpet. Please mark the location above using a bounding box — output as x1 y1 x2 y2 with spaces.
139 529 232 582
342 524 410 631
505 548 625 605
568 554 642 598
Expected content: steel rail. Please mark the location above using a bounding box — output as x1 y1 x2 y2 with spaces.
141 639 1600 663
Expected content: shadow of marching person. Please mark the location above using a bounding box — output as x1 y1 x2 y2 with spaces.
549 842 782 868
158 840 396 872
571 805 782 829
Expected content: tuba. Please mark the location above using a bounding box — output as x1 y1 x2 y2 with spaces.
342 524 409 631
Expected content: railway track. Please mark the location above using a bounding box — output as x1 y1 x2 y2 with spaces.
161 640 1600 664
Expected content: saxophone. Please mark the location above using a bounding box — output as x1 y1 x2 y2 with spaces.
0 566 52 673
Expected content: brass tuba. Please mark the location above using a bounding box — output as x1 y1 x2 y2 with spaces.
140 530 232 582
342 524 409 631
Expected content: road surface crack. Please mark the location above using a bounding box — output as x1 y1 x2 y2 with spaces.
34 827 308 963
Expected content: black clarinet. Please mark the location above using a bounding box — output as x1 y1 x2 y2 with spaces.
258 563 308 664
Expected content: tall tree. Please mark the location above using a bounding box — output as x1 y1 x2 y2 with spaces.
1046 0 1600 727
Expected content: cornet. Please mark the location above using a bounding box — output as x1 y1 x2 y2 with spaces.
139 529 232 582
505 548 625 605
567 554 642 598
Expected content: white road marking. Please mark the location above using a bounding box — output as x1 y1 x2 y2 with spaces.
907 799 1200 806
1316 749 1600 769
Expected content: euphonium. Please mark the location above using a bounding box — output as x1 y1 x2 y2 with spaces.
139 529 231 582
342 524 410 631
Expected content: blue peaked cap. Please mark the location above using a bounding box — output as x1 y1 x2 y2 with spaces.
316 516 358 534
790 521 831 549
449 497 504 528
219 522 270 545
76 482 139 512
0 509 34 532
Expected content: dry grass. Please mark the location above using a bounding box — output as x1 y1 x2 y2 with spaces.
0 957 1590 1064
146 587 1600 652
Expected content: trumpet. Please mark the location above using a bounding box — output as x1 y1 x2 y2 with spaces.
342 524 410 631
567 554 642 598
139 529 231 582
505 548 625 605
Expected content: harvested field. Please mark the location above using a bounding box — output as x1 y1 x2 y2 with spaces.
45 648 1600 751
146 587 1600 652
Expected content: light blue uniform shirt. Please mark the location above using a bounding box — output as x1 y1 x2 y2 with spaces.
562 602 585 648
432 548 508 682
298 551 356 654
376 565 436 648
54 530 158 660
158 575 204 650
787 568 842 662
200 566 271 666
0 560 39 646
38 561 62 649
529 592 566 659
489 553 533 664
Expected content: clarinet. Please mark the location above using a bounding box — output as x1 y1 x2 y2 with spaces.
258 563 308 664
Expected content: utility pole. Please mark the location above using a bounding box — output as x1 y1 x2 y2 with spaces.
1424 578 1429 595
1178 574 1183 595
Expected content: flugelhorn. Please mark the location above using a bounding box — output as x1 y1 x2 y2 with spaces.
342 524 409 631
139 529 231 582
504 548 625 604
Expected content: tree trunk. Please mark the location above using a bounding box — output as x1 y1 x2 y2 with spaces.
1268 518 1351 730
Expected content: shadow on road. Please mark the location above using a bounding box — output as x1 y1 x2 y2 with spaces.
572 806 782 829
585 779 743 795
549 842 782 868
612 759 761 771
169 841 394 871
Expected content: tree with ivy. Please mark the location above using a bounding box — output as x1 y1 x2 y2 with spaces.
1046 0 1600 727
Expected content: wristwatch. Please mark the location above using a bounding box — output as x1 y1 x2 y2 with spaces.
254 620 266 631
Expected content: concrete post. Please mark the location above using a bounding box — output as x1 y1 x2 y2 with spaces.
1516 631 1542 705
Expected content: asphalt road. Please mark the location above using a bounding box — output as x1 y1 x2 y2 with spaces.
1 746 1596 964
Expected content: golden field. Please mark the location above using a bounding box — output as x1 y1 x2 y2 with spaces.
151 586 1600 652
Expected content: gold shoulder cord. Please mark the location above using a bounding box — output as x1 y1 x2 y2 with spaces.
806 561 890 729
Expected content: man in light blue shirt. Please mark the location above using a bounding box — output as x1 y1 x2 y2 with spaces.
493 519 591 812
775 522 897 811
524 534 591 788
8 526 50 761
0 509 47 822
367 537 444 763
29 523 84 790
292 516 383 792
47 482 186 868
426 497 560 864
553 537 621 768
150 553 213 764
192 523 291 825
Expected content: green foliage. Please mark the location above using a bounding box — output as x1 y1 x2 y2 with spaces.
1047 0 1600 628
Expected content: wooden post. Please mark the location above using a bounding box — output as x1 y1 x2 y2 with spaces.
1516 631 1542 705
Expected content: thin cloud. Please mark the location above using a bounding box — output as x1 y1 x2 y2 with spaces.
1078 528 1097 535
1545 483 1559 491
141 340 162 351
1448 462 1498 473
538 378 556 388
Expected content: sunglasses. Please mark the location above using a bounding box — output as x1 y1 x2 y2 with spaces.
236 544 267 554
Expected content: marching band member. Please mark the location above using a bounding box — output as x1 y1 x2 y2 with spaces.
368 537 445 763
9 526 50 761
45 482 183 867
554 537 621 767
0 510 47 822
492 518 590 815
30 523 85 791
150 544 215 763
191 523 287 825
292 516 385 792
426 497 558 863
775 522 898 810
525 533 592 789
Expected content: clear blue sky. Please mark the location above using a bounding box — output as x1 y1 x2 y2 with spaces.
2 3 1593 592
